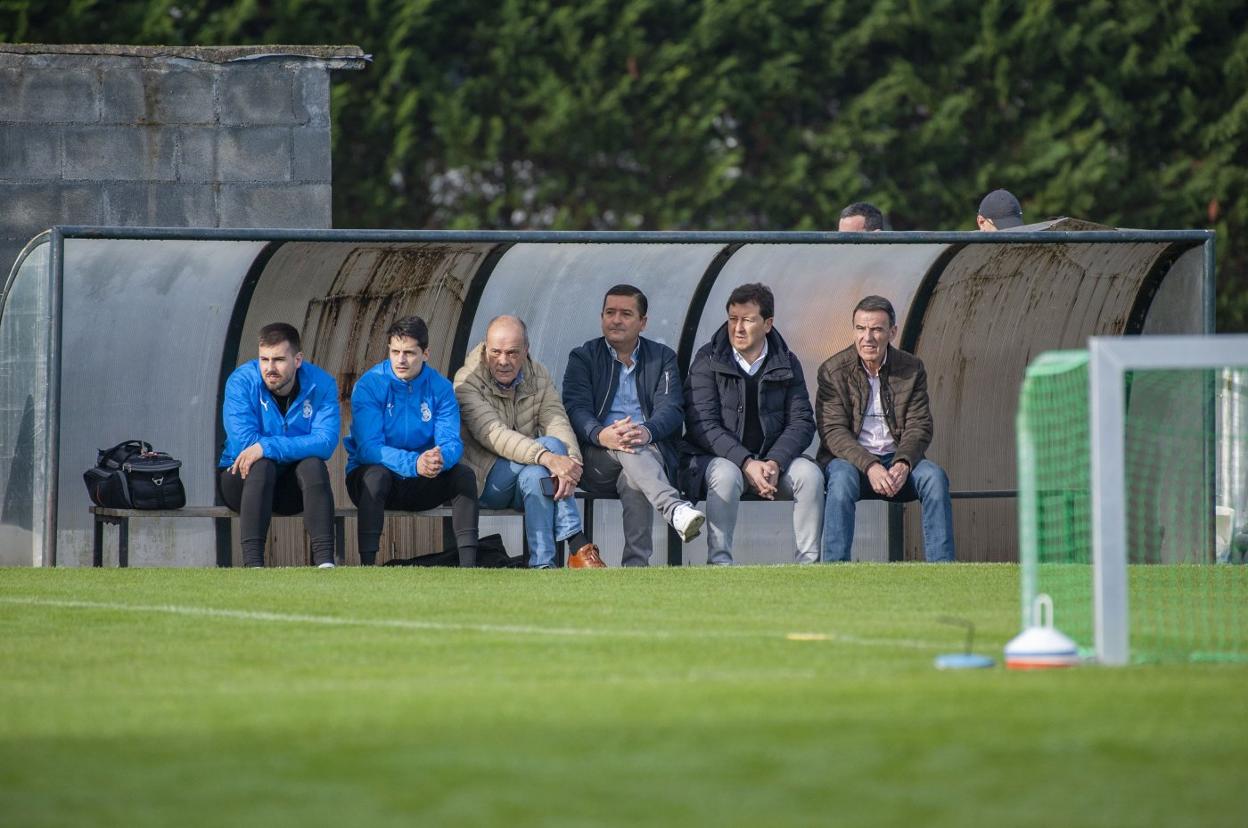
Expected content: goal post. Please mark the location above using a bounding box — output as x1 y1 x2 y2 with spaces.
1019 335 1248 666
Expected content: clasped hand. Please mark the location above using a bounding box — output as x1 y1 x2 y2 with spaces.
743 458 781 500
867 461 909 497
598 416 648 453
417 446 444 478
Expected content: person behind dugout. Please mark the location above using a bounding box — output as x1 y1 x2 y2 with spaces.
218 322 340 568
344 315 479 567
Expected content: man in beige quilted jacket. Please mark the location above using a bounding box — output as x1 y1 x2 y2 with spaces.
454 315 605 568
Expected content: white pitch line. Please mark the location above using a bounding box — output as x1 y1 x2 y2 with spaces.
0 596 944 651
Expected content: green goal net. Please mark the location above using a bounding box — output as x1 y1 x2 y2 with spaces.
1017 348 1248 664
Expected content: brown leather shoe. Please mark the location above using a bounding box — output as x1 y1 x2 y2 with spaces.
567 543 607 568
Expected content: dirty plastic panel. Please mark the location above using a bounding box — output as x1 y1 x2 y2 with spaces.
0 240 51 566
56 239 269 566
912 222 1205 561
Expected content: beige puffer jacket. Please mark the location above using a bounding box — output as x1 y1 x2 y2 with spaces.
453 342 581 495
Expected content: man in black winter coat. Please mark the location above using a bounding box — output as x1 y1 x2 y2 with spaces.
680 283 824 565
563 285 706 566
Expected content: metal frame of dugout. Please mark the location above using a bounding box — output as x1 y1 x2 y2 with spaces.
0 224 1215 568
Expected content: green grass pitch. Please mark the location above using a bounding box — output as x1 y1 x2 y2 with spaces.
2 564 1245 827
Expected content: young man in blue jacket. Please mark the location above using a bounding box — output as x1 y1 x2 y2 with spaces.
563 284 704 566
219 323 340 567
345 316 478 567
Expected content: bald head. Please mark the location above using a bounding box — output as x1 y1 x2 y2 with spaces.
484 315 529 386
486 315 528 345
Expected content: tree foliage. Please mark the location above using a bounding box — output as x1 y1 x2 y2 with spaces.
4 0 1246 328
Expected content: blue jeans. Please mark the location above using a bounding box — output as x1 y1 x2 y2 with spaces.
479 436 582 568
821 454 955 562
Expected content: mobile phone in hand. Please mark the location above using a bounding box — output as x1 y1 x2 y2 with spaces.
539 476 557 497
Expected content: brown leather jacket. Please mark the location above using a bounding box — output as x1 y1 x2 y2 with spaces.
815 344 933 473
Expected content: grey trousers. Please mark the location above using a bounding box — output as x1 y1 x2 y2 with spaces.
704 455 825 565
581 444 686 567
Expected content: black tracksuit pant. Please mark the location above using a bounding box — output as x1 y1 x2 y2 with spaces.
218 458 335 567
346 463 479 567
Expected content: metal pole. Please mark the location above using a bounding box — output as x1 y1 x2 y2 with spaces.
52 225 1215 246
1090 338 1130 665
44 230 64 567
1203 237 1216 335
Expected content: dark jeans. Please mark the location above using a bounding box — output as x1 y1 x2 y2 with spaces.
346 463 479 567
218 458 335 567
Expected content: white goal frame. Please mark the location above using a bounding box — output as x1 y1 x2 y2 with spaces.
1089 334 1248 665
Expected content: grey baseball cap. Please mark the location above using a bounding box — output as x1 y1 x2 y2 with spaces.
977 189 1024 228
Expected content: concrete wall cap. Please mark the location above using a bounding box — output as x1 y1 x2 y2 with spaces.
0 44 369 68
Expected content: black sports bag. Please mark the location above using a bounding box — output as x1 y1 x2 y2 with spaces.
83 440 186 510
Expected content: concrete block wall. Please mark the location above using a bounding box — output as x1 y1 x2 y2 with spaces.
0 45 366 282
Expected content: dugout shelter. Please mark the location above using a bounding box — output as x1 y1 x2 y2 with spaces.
0 222 1213 567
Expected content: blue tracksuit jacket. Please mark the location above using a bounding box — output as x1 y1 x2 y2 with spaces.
344 360 463 477
218 360 341 468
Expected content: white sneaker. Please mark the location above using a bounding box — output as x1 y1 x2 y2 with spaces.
672 503 705 542
317 562 336 569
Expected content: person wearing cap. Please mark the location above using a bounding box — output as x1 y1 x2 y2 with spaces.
976 189 1025 231
838 202 885 232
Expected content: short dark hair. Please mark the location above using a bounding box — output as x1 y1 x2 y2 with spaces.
839 202 885 231
853 295 896 327
386 315 429 350
726 283 775 320
258 322 301 352
603 284 648 317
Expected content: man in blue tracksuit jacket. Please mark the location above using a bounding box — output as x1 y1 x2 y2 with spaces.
344 315 478 566
562 284 705 566
219 322 340 567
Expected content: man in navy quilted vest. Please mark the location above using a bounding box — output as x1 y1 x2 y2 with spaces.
218 323 340 568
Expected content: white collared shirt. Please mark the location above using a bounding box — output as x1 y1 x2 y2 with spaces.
857 353 896 455
733 339 769 376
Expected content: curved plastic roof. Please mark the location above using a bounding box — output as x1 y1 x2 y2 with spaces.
0 225 1212 567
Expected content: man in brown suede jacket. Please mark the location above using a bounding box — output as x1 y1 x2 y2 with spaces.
815 295 955 562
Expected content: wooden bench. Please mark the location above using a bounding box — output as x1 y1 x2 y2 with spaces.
89 489 1011 567
89 491 669 568
89 504 519 568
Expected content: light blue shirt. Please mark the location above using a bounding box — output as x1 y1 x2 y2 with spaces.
602 343 645 428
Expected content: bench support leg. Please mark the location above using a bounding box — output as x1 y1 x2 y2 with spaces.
666 525 683 567
93 518 104 567
887 502 905 562
214 517 233 567
118 519 129 568
334 516 346 566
